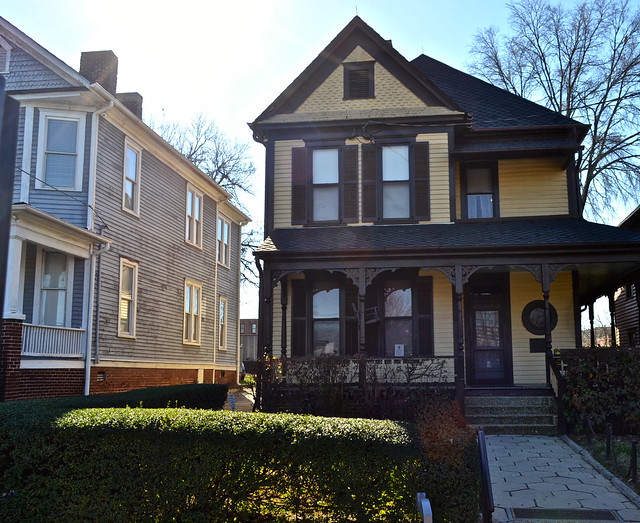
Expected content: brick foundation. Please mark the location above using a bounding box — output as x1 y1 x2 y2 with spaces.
215 369 239 386
1 319 85 401
90 367 237 395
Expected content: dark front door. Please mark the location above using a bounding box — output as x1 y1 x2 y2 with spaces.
465 274 513 386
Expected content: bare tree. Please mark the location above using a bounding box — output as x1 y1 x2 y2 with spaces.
155 115 260 286
469 0 640 220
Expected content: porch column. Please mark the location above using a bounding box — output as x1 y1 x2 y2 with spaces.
541 264 553 387
3 236 25 320
589 302 595 348
280 278 288 359
454 265 465 414
358 267 366 355
264 270 274 358
608 292 617 347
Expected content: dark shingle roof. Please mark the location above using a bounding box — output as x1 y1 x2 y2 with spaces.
257 219 640 255
411 55 585 131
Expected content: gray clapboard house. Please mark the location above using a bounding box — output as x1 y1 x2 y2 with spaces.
0 17 249 401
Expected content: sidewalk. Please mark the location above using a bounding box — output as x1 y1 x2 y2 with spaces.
223 387 255 412
487 435 640 522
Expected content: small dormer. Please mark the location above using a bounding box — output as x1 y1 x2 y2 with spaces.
0 36 12 74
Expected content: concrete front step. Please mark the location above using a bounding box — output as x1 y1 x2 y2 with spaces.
465 394 558 435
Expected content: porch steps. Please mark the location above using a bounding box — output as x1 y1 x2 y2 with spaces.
465 395 557 435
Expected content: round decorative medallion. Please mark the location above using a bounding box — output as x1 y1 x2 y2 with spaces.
521 300 558 335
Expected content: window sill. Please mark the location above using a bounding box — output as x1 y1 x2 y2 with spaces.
121 207 140 218
216 261 230 269
183 340 202 347
117 333 136 340
184 240 204 251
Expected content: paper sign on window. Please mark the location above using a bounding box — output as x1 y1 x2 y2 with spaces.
394 344 405 357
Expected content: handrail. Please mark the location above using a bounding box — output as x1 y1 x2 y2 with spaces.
478 429 494 523
547 351 567 434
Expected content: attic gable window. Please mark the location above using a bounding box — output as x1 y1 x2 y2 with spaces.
344 62 374 100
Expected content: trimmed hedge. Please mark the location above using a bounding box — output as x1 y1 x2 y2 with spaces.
0 387 480 522
562 348 640 432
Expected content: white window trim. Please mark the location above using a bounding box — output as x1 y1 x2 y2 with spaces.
0 36 12 74
183 279 202 345
217 215 231 267
185 185 204 248
35 109 86 192
117 258 138 338
32 248 74 327
219 295 228 351
122 139 142 216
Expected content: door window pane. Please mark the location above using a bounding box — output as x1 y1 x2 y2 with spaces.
475 310 500 347
313 283 340 355
384 281 412 356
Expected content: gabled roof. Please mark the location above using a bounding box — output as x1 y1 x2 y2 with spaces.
411 55 588 135
0 16 90 89
251 16 463 128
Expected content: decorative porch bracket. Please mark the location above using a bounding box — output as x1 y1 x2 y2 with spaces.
430 264 492 413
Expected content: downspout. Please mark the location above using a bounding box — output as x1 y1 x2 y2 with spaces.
83 100 113 396
84 238 110 396
212 209 220 382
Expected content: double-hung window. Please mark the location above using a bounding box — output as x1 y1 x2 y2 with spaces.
362 141 430 223
36 110 86 191
312 149 340 222
217 217 230 265
122 141 142 215
462 163 498 219
39 251 71 327
184 280 202 345
186 186 203 247
291 145 358 225
218 296 228 350
382 145 410 220
118 258 138 337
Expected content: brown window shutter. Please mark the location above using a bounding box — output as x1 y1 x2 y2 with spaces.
361 144 378 222
415 276 433 356
413 142 430 220
291 147 308 225
342 145 358 223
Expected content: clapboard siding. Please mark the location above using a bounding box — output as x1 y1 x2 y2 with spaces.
4 45 76 91
28 108 91 227
94 118 232 365
615 286 639 346
499 157 569 217
215 219 241 367
510 271 576 385
416 133 450 223
273 139 304 229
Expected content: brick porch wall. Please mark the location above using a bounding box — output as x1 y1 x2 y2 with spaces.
1 319 84 401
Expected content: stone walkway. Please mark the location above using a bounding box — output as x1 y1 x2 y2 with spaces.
223 388 255 412
487 435 640 522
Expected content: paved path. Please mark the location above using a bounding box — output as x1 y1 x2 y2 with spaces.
223 388 255 412
487 435 640 522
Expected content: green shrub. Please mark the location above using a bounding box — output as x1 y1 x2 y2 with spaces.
416 397 481 523
562 348 640 432
0 408 423 522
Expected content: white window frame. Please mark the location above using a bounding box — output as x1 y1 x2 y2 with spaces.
219 296 228 351
217 215 230 266
117 258 138 338
33 249 74 327
122 139 142 216
35 109 86 192
183 279 202 345
185 185 203 248
0 36 12 74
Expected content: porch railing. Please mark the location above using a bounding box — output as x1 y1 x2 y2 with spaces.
547 350 568 434
22 323 86 358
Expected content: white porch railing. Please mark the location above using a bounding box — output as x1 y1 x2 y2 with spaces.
21 323 86 358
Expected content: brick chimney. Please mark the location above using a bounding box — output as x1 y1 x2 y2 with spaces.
116 92 143 119
79 51 118 94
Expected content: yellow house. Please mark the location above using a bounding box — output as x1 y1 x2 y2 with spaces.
250 17 640 431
